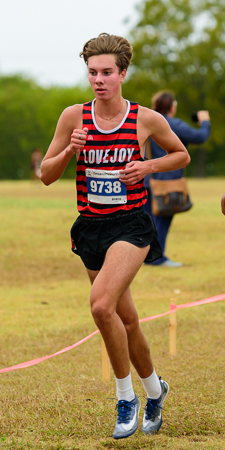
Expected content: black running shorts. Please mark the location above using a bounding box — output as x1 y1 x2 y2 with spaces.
70 207 162 271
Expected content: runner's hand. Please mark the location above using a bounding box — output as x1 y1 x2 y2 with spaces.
70 127 88 155
119 161 147 185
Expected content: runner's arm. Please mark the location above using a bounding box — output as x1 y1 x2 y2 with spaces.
41 105 87 186
221 193 225 215
120 108 190 186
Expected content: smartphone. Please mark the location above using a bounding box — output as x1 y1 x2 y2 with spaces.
191 112 198 122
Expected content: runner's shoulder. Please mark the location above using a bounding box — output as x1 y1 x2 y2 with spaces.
138 105 160 122
138 105 169 129
61 103 83 120
59 104 83 128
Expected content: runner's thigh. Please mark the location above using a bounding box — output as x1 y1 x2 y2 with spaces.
89 240 149 307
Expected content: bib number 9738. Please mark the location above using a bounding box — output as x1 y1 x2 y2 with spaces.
90 179 122 194
86 169 127 205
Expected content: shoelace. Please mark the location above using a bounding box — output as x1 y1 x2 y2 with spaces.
116 400 134 423
145 398 163 420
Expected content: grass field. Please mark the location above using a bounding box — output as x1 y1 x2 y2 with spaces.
0 179 225 450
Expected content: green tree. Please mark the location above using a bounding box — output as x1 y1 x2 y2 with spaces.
0 76 93 179
123 0 225 175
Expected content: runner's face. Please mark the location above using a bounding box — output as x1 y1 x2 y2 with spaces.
88 54 126 100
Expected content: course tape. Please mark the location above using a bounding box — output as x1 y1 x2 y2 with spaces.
139 293 225 323
1 293 225 374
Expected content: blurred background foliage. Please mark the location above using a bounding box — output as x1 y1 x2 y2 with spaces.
0 76 93 179
0 0 225 179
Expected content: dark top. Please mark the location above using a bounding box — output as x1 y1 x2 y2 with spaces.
145 115 211 185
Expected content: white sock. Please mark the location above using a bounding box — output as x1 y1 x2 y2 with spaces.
140 369 162 399
115 373 135 402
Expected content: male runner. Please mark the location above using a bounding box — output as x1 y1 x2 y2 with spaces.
41 33 190 439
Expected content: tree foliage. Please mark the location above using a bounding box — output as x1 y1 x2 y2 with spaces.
0 75 93 179
122 0 225 175
1 1 225 179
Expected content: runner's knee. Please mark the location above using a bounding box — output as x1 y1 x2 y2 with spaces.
123 316 139 335
90 296 113 326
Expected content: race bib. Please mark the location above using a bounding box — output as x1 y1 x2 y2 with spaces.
86 168 127 204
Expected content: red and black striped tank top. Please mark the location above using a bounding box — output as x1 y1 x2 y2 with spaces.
76 99 148 217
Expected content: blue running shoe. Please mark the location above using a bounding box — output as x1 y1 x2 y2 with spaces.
142 379 169 434
113 394 140 439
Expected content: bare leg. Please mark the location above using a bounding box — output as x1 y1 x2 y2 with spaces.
86 241 151 379
116 287 154 378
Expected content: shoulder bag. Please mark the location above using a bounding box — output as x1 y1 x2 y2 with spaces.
145 138 193 217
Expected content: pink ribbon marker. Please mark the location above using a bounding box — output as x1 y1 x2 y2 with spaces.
0 330 99 374
1 293 225 374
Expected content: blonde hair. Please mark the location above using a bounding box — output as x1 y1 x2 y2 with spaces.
80 33 133 73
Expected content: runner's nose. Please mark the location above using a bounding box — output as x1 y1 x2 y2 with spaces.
95 73 103 84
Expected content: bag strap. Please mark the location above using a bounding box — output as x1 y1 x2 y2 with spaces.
145 137 152 160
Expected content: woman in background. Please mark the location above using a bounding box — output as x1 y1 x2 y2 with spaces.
144 90 211 267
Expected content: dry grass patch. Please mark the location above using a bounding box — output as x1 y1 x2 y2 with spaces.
0 179 224 450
